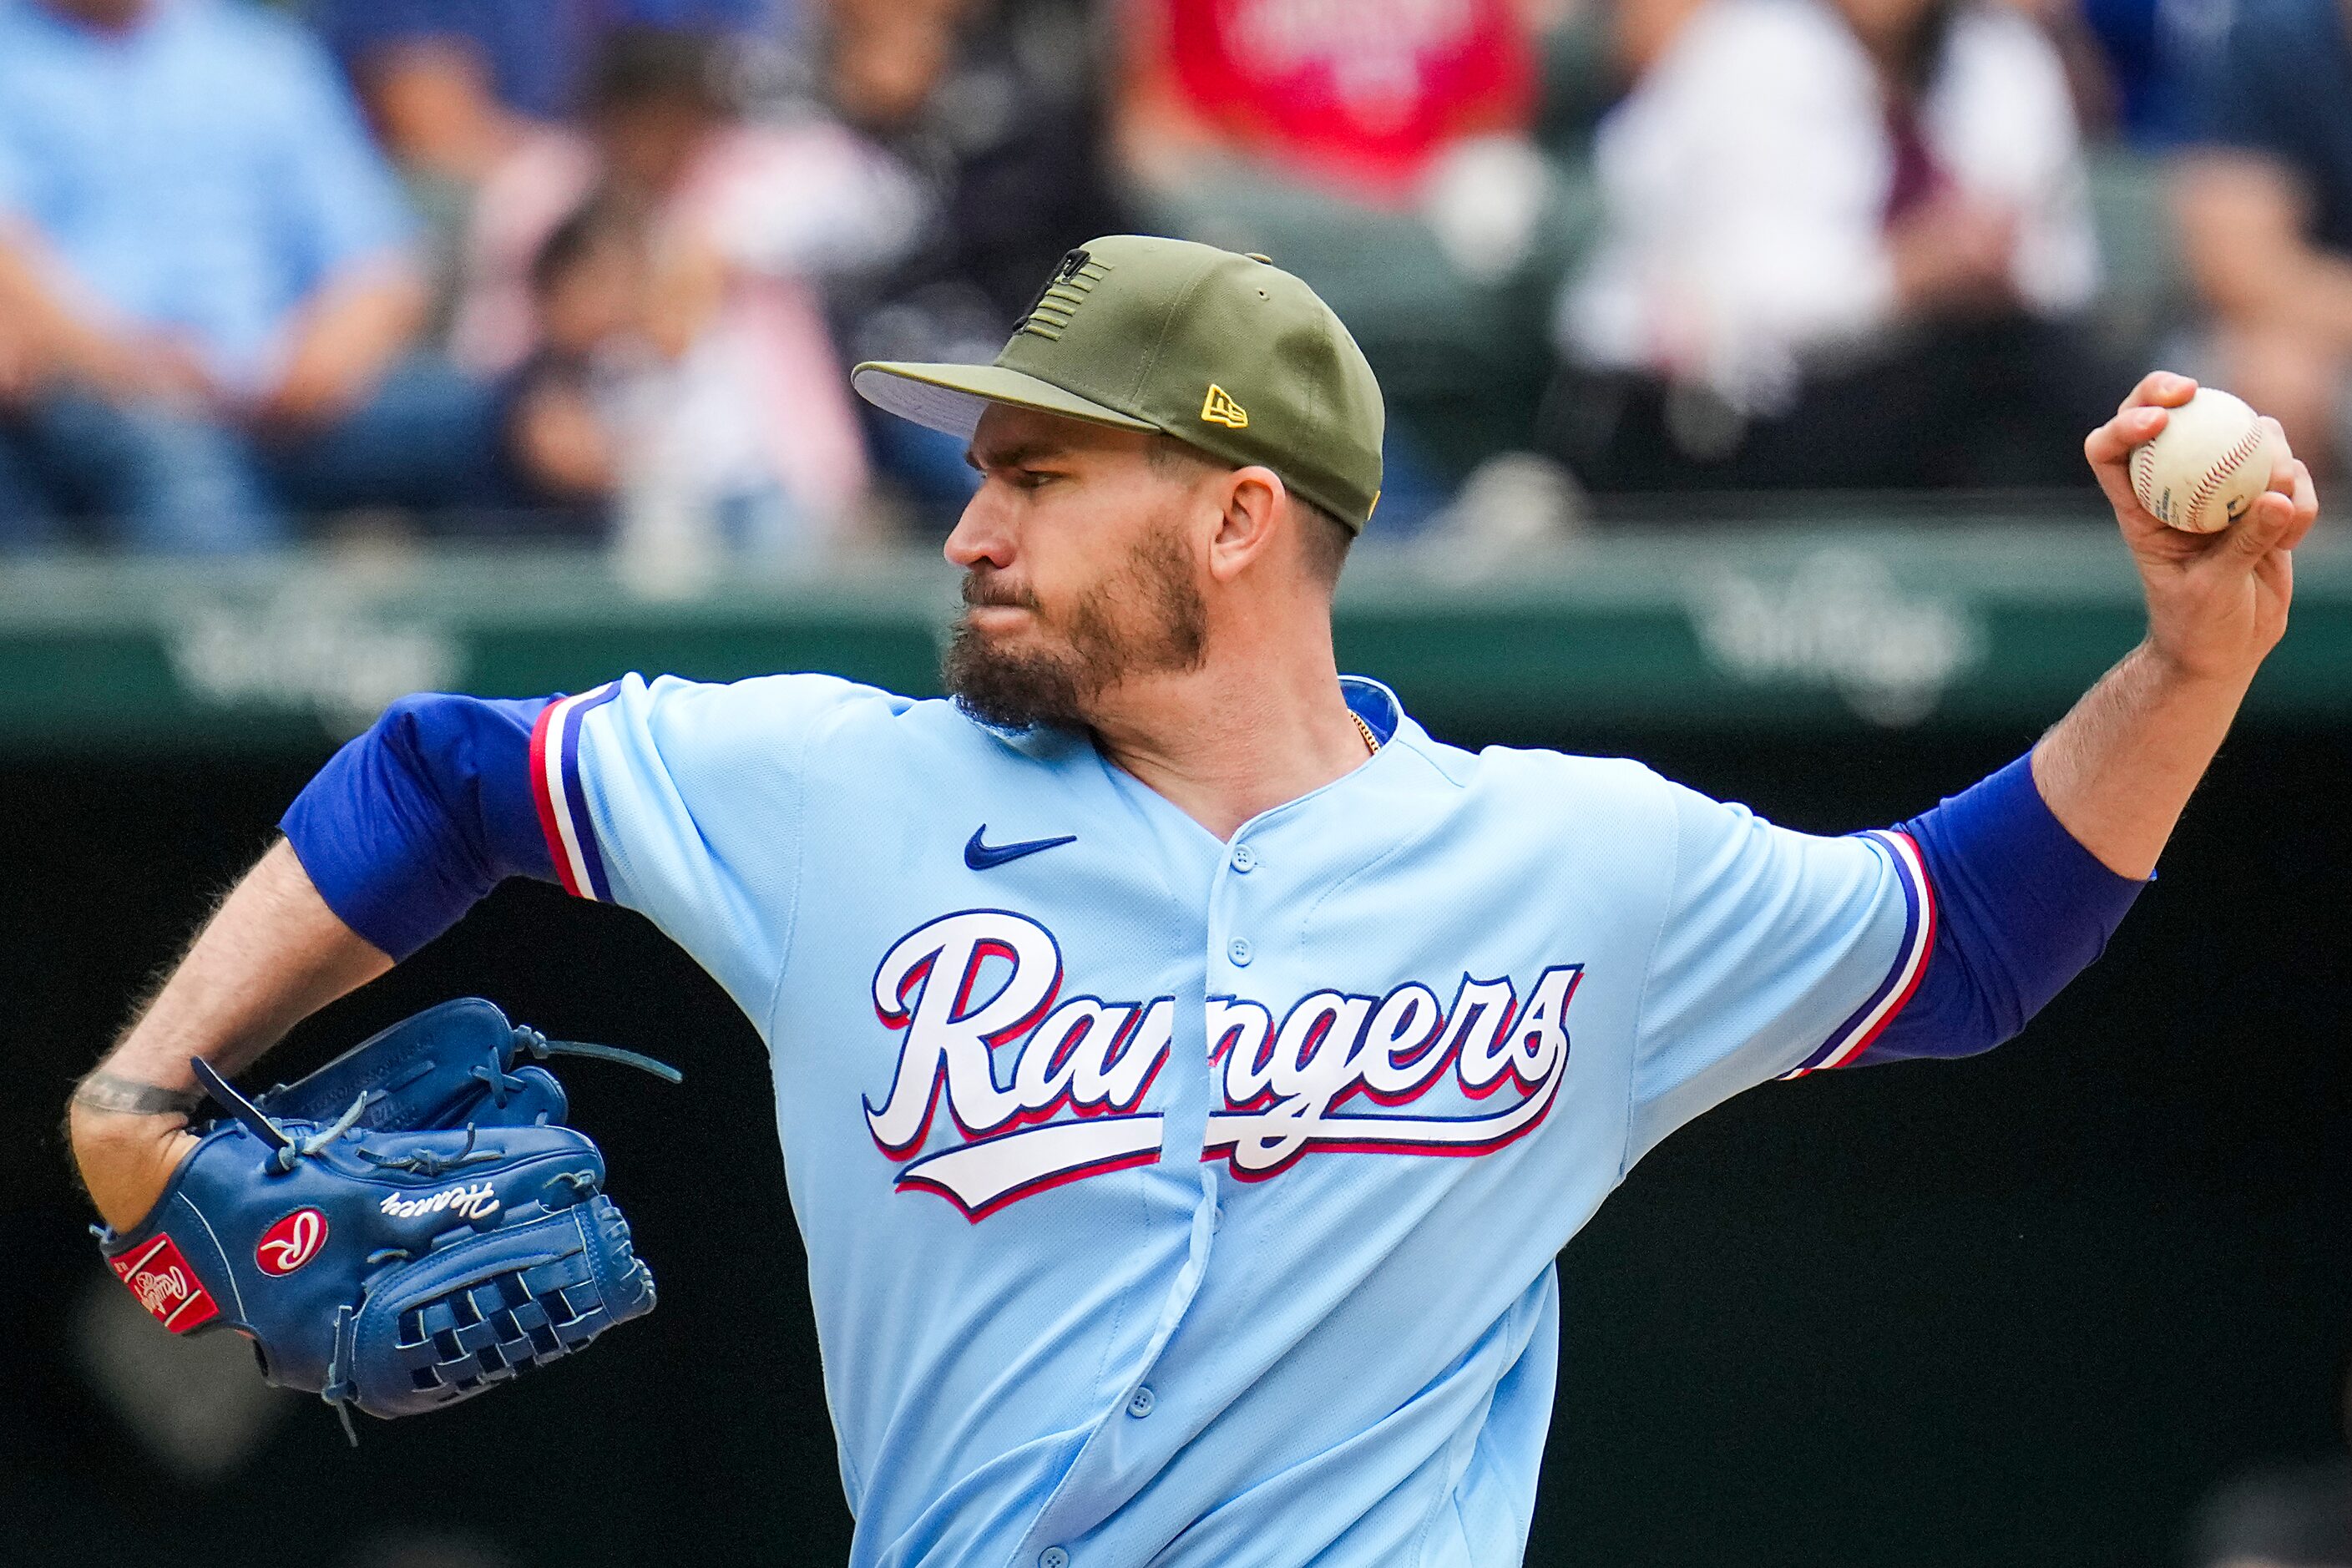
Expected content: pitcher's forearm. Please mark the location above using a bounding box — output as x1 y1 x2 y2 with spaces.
90 839 390 1085
2030 641 2253 882
68 839 391 1230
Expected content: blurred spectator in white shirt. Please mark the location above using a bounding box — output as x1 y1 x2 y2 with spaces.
2169 0 2352 478
459 28 923 555
1551 0 2117 492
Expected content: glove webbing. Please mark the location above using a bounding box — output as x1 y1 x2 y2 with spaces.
321 1205 635 1444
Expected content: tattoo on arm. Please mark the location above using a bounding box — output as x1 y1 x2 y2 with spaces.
73 1072 204 1117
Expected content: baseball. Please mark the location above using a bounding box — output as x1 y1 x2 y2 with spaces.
2128 387 2286 534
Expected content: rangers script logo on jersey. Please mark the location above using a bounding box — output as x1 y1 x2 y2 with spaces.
865 910 1582 1219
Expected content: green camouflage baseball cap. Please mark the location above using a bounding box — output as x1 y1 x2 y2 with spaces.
852 235 1386 530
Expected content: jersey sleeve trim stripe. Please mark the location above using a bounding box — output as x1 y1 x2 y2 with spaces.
529 685 620 901
1780 829 1935 1079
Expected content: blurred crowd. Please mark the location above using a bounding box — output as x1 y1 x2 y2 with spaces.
0 0 2348 555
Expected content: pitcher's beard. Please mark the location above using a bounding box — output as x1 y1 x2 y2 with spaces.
945 529 1208 731
943 627 1086 731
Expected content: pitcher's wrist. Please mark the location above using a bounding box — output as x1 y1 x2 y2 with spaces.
2134 632 2264 696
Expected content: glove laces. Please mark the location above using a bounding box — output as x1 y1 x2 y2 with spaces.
509 1026 682 1083
190 1059 380 1172
461 1029 682 1114
351 1123 501 1177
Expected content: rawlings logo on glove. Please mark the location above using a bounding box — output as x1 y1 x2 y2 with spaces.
255 1208 330 1275
94 999 680 1440
109 1234 219 1329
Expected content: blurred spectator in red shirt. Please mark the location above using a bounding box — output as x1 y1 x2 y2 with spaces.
1124 0 1581 286
1105 0 1563 532
1550 0 2117 493
1118 0 1540 202
1119 0 1565 285
459 28 923 555
2170 0 2352 478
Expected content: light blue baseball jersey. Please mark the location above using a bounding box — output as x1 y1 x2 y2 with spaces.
524 670 1932 1568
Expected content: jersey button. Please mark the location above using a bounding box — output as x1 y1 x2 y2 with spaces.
1229 842 1257 873
1040 1550 1070 1568
1126 1385 1156 1418
1227 937 1253 966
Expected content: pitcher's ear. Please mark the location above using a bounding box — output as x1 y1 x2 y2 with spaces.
1207 466 1286 583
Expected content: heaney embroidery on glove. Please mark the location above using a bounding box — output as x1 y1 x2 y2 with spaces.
379 1181 500 1222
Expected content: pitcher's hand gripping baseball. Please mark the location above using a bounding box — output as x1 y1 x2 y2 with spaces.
2086 372 2319 687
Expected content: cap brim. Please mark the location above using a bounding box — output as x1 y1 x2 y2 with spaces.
851 361 1161 443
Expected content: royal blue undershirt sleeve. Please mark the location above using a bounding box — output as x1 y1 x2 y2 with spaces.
280 693 556 960
1856 751 2147 1065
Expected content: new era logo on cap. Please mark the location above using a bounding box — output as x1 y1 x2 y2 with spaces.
1201 385 1249 429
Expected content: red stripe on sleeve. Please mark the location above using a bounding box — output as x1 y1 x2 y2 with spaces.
527 698 584 898
1825 832 1939 1070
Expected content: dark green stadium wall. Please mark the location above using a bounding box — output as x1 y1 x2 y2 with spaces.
5 722 2345 1568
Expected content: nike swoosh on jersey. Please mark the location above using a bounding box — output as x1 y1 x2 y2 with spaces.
964 827 1079 870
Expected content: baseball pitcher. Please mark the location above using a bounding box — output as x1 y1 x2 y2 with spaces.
69 237 2319 1566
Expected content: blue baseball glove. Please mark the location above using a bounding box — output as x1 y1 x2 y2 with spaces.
95 999 679 1440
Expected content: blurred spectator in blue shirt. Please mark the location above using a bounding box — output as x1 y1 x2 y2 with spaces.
0 0 514 549
2170 0 2352 476
317 0 793 125
2081 0 2167 142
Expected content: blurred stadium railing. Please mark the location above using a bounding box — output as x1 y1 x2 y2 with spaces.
5 519 2346 750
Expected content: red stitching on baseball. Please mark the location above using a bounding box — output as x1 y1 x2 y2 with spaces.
2185 422 2270 526
2132 447 2159 513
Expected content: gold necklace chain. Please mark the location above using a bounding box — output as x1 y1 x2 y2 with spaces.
1351 711 1381 756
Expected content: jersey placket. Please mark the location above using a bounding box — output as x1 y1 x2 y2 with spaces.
1012 759 1379 1565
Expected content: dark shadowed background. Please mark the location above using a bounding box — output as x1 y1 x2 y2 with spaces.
7 710 2344 1568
